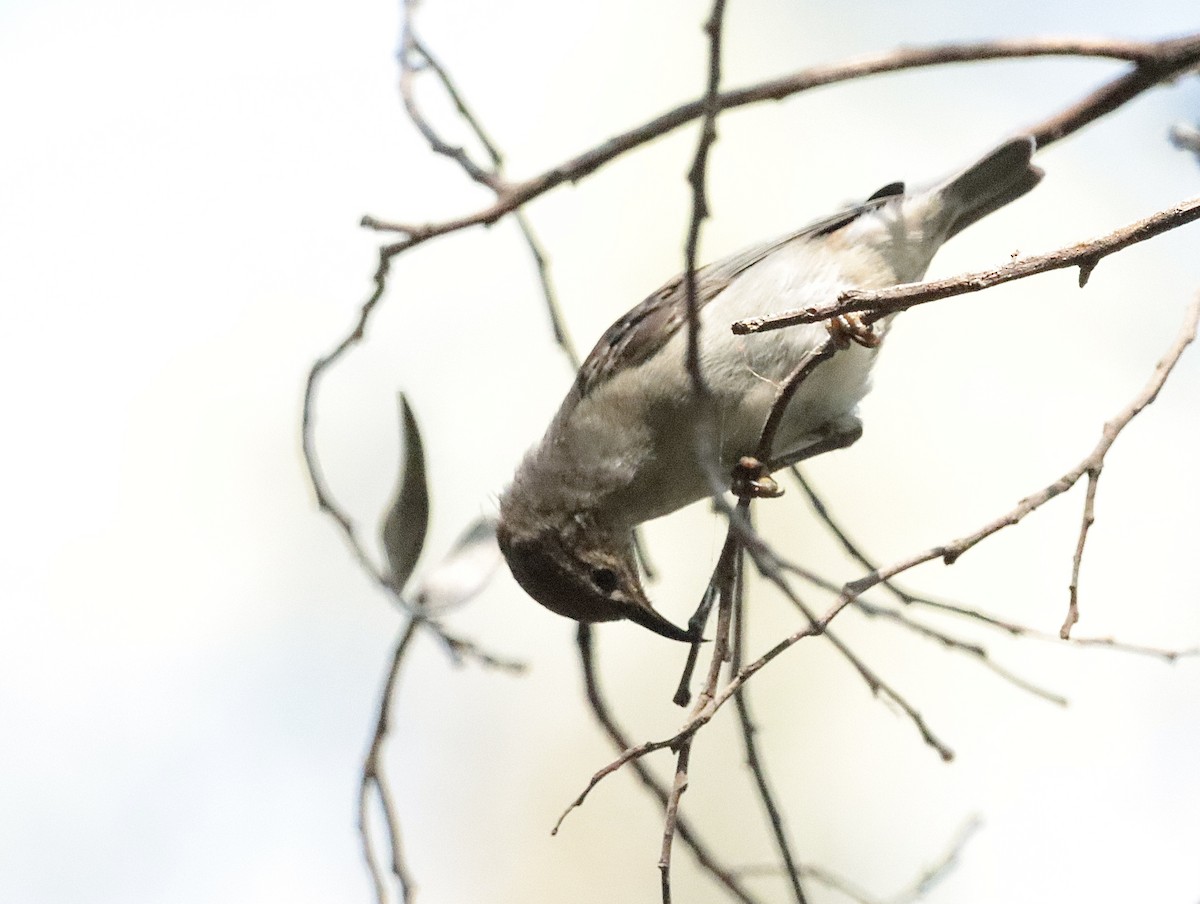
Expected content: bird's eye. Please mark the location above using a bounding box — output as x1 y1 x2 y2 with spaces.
589 567 619 595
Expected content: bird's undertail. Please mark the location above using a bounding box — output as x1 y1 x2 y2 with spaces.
938 136 1044 240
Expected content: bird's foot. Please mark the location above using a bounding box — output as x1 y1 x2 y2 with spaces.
826 313 880 349
731 456 784 500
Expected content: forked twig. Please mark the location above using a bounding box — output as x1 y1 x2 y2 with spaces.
839 297 1200 606
1057 296 1200 635
575 625 764 904
786 474 1200 662
360 619 421 904
400 24 580 366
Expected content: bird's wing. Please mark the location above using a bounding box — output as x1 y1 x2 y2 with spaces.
573 194 900 397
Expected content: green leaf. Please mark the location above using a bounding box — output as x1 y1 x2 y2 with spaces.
380 393 429 593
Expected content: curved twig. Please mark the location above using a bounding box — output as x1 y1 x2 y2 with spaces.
575 625 764 904
360 619 421 904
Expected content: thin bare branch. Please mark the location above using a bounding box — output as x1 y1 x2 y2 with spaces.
763 568 956 761
661 7 730 896
864 584 1200 661
791 466 932 607
754 341 839 462
363 34 1200 252
732 557 809 904
772 491 1197 662
1026 35 1200 146
794 865 879 904
435 628 526 672
1057 297 1200 635
398 7 578 365
730 815 982 904
552 726 684 835
357 612 523 904
512 209 580 366
1061 467 1098 638
675 543 732 707
360 619 421 904
785 469 1068 703
1052 635 1200 660
396 0 509 190
864 297 1199 579
886 816 983 904
852 599 1068 707
733 197 1200 335
659 739 693 904
661 488 737 903
575 625 764 904
682 0 728 384
301 256 403 593
408 36 506 167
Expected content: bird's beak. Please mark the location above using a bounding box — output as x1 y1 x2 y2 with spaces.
622 592 696 643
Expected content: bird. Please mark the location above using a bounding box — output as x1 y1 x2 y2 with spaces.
497 137 1043 641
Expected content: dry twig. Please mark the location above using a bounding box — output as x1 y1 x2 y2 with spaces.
359 620 421 904
361 34 1200 250
733 198 1200 334
841 297 1200 602
575 624 764 904
660 5 730 900
791 469 1200 660
731 558 809 904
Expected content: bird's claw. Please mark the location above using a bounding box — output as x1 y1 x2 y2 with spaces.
826 313 880 349
731 456 784 500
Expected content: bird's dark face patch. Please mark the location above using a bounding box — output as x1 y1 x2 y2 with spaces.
495 521 694 641
495 525 628 624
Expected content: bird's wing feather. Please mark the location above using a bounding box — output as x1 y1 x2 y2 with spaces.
574 199 891 397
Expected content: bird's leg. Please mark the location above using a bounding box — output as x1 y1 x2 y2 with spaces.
766 416 863 471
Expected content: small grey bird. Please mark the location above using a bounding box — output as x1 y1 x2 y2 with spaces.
498 138 1043 641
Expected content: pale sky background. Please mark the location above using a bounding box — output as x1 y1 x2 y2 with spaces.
2 1 1200 903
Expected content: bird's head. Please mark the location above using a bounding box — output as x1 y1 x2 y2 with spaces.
495 514 693 642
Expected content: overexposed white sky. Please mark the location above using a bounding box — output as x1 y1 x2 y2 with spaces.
2 2 1199 903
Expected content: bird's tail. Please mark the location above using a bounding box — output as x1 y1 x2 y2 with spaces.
936 136 1044 240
